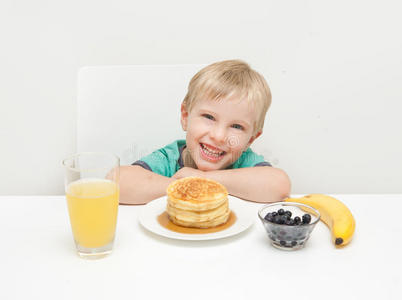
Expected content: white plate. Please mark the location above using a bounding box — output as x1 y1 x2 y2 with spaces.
139 195 255 241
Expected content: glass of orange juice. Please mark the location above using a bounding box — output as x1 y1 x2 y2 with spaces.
62 152 119 259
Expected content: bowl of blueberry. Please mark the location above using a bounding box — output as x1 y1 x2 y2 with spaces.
258 202 320 250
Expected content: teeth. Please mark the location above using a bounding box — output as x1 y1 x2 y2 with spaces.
201 144 224 157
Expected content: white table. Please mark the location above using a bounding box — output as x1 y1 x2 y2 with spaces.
0 195 401 300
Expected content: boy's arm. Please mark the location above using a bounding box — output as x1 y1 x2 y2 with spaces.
173 166 291 203
118 165 175 205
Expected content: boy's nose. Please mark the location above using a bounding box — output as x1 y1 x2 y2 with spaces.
209 125 226 145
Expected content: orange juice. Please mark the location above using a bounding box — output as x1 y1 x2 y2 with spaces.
66 178 119 248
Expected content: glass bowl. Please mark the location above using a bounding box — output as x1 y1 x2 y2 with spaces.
258 202 320 250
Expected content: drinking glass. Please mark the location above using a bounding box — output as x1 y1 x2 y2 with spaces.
62 152 119 259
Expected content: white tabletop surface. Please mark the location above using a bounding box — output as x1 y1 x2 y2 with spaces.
0 195 401 300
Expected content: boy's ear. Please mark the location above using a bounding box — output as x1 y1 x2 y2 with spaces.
180 102 189 131
247 131 262 147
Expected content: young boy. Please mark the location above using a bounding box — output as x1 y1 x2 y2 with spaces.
119 60 291 204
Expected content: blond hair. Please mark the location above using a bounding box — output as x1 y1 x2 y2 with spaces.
183 60 272 135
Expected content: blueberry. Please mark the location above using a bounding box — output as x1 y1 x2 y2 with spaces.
278 209 285 215
294 216 301 225
273 215 281 224
285 219 295 226
280 240 287 246
276 216 285 224
291 241 297 246
264 212 273 222
271 211 278 217
302 214 312 224
285 210 292 218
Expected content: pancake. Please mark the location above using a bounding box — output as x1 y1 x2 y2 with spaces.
166 201 229 223
166 177 230 228
168 209 230 228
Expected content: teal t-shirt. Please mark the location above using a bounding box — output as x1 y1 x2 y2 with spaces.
132 140 271 177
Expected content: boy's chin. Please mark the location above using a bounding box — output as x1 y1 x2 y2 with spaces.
194 160 226 172
197 165 219 172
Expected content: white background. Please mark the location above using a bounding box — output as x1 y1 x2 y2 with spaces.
1 0 401 195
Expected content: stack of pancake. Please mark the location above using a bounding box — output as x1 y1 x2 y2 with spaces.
166 177 230 228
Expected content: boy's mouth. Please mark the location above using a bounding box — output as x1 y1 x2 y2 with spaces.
199 143 226 161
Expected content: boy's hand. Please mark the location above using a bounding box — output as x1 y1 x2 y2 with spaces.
172 167 204 180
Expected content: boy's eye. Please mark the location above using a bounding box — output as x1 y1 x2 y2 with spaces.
232 124 244 130
202 114 215 120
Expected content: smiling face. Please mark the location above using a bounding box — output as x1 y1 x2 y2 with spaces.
181 95 262 171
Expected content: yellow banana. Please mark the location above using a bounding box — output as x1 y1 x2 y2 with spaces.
285 194 355 247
